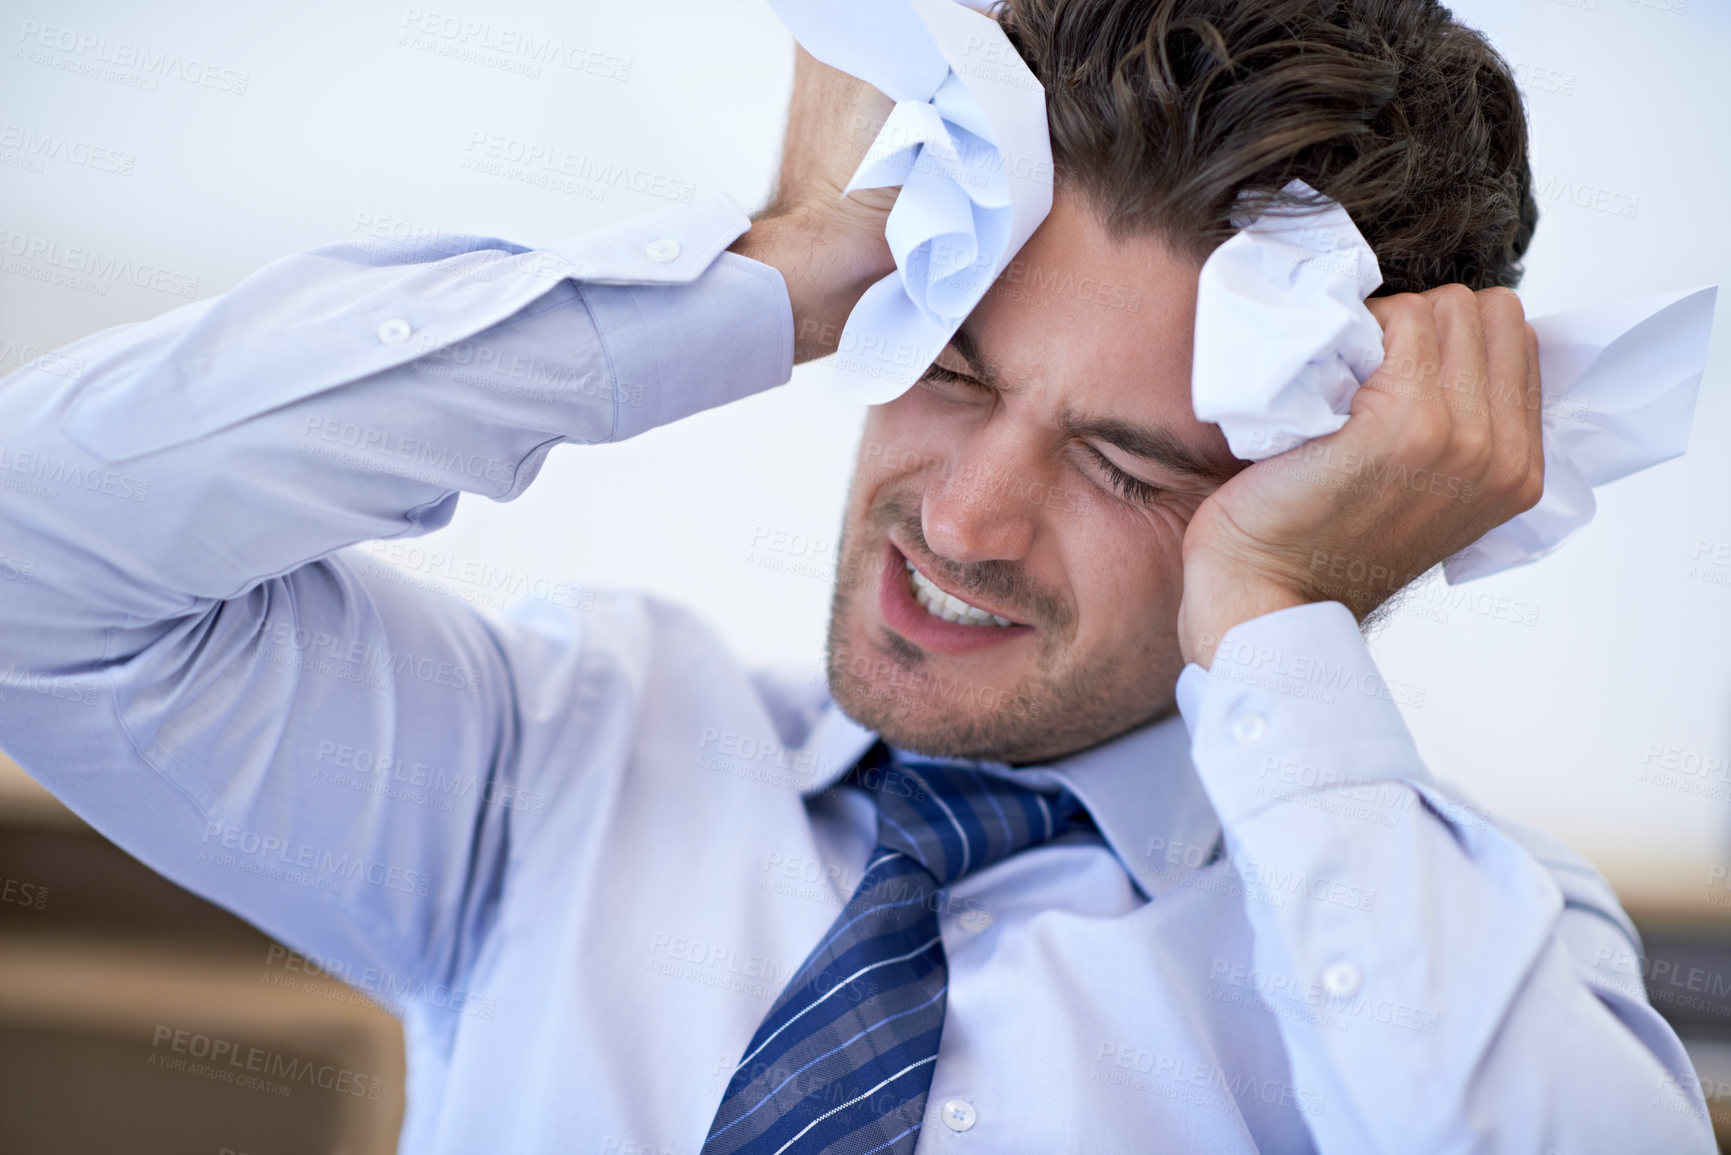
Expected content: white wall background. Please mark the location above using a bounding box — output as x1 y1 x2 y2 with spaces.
2 0 1727 913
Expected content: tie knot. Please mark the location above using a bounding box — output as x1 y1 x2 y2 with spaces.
845 741 1094 887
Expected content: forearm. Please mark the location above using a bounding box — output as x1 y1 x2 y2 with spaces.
1178 603 1714 1151
0 193 791 669
0 193 794 994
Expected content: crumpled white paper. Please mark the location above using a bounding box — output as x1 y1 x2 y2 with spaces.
1193 179 1720 584
1446 283 1718 582
1191 180 1387 460
770 3 1719 585
768 0 1053 403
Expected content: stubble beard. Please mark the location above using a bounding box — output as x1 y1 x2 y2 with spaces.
820 493 1177 765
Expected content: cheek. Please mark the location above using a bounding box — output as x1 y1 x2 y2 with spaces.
1063 500 1192 623
852 417 930 502
855 399 959 487
1144 495 1207 553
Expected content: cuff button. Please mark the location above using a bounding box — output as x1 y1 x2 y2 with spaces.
1321 960 1363 998
1230 712 1268 744
376 317 413 345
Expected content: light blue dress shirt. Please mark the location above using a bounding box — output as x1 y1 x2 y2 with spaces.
0 192 1713 1153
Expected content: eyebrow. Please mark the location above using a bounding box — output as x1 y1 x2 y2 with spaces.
945 324 1243 486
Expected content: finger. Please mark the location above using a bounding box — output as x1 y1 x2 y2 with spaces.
1524 320 1543 447
1475 287 1534 485
1423 283 1490 460
1358 294 1448 460
1523 320 1545 506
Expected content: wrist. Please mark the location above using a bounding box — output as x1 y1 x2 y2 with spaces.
1176 565 1310 669
728 206 891 364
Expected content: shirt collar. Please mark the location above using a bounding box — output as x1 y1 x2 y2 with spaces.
798 703 1222 902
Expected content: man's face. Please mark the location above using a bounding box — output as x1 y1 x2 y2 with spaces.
825 192 1246 765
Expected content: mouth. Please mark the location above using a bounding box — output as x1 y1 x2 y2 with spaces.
875 542 1034 656
905 559 1016 627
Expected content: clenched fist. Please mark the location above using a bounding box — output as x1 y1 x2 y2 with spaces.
730 46 899 363
1177 285 1545 667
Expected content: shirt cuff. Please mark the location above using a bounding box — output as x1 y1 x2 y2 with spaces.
1174 600 1429 825
545 192 795 441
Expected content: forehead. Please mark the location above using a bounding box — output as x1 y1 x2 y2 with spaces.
962 192 1229 460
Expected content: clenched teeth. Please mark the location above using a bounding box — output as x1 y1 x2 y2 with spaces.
906 560 1015 627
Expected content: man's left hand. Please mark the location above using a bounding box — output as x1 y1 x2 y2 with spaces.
1176 284 1545 668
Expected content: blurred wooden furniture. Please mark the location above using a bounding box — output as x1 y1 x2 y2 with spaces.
0 753 405 1155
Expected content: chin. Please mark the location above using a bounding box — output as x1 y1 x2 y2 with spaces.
823 602 1172 767
819 495 1184 764
824 655 1044 762
821 589 1033 761
830 691 1043 764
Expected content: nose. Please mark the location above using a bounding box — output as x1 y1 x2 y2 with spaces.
920 428 1039 565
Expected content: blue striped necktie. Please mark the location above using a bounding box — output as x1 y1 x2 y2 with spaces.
700 740 1096 1155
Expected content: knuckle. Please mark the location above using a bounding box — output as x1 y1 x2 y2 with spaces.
1487 450 1528 495
1455 423 1494 464
1394 413 1451 461
1424 286 1478 325
1478 284 1523 309
1381 292 1434 324
1480 287 1527 329
1521 459 1547 511
1427 283 1476 310
1448 432 1493 478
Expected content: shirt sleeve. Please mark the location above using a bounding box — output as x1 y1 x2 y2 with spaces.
1174 600 1715 1153
0 192 793 1014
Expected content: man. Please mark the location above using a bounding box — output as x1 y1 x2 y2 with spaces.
0 0 1712 1151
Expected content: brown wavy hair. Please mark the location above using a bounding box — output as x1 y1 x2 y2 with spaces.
998 0 1539 294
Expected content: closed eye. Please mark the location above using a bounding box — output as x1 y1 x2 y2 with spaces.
1081 443 1161 505
924 364 1161 504
921 363 990 392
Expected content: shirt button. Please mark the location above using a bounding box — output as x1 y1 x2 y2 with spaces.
1230 712 1268 744
940 1099 977 1131
644 237 681 263
959 909 994 933
1321 960 1362 998
376 317 412 345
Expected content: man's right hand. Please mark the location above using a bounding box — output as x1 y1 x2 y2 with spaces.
729 46 899 364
